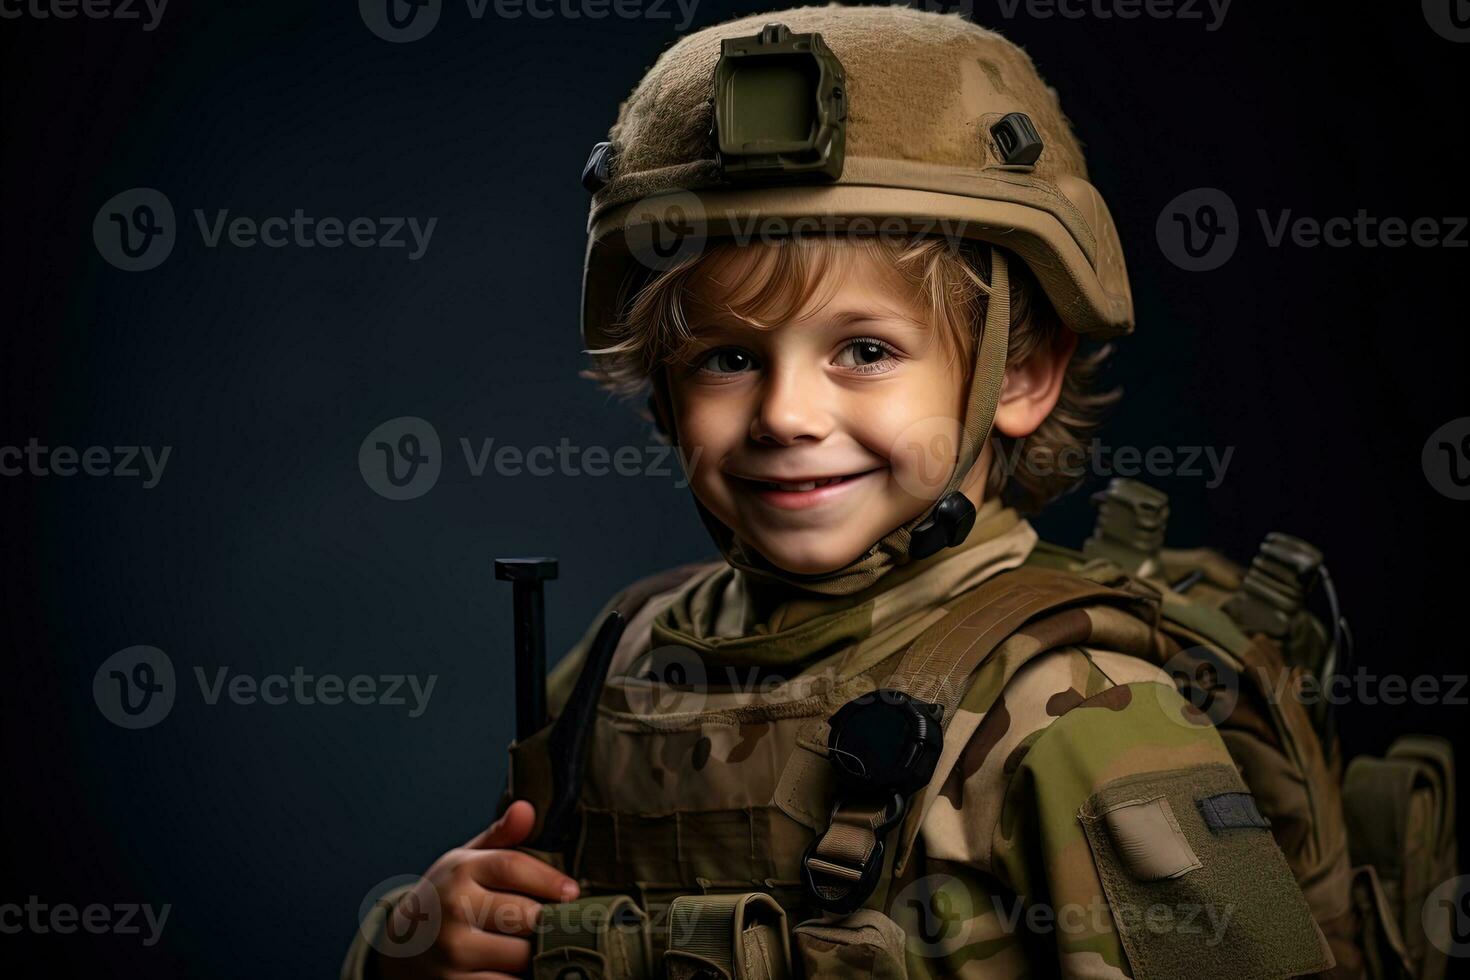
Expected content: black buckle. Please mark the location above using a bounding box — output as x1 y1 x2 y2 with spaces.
581 141 615 193
908 490 977 560
800 791 906 914
990 112 1043 167
826 688 943 796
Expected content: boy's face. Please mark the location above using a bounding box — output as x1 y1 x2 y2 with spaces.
666 243 973 576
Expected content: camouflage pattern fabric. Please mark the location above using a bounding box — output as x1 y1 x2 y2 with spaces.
340 501 1332 979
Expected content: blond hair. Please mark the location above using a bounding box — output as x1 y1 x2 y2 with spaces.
583 235 1117 513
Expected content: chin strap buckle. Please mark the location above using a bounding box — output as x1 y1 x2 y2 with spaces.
908 490 977 561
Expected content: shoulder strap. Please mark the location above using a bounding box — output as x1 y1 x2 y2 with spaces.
802 566 1157 911
882 564 1150 720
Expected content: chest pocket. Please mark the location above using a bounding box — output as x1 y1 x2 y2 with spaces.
574 658 845 917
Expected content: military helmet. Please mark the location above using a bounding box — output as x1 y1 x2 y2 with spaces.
578 4 1133 594
580 2 1133 352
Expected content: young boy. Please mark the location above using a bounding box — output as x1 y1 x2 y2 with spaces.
344 6 1339 978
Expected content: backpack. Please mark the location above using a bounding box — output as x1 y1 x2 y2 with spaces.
1034 478 1460 980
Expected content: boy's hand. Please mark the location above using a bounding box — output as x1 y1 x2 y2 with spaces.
375 800 579 980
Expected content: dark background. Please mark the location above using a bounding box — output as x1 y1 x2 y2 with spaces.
1 1 1466 976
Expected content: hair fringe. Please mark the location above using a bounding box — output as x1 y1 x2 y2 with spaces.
583 234 1119 513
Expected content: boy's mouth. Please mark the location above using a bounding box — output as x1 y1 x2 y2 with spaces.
729 468 884 510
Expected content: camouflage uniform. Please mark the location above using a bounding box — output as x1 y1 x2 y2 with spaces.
520 500 1332 979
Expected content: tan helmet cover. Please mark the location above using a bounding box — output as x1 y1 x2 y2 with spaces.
581 4 1134 595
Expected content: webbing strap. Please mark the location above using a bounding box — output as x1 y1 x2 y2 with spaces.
803 566 1140 912
883 565 1128 725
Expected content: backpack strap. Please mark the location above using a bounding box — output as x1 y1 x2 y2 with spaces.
799 566 1156 912
1343 735 1459 980
881 565 1142 718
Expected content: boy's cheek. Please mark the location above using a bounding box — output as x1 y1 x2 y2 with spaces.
884 414 965 501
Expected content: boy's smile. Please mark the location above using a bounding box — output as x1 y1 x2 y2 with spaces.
666 241 973 576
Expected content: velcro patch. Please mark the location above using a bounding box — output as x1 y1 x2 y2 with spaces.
1078 763 1332 980
1101 796 1202 881
1196 792 1270 833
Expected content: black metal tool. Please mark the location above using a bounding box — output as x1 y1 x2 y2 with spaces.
535 609 626 852
495 556 558 740
495 556 627 853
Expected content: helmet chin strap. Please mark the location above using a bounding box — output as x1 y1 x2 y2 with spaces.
648 246 1012 597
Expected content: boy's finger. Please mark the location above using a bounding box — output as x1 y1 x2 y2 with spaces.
462 849 579 903
444 885 545 938
465 800 536 849
433 924 532 974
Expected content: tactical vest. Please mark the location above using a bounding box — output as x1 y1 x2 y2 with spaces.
513 566 1163 980
507 480 1457 980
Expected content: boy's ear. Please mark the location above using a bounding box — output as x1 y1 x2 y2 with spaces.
993 331 1079 440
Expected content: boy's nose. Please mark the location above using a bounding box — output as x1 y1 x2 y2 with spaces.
749 364 834 446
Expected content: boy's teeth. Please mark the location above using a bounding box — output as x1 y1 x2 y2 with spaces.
771 476 842 492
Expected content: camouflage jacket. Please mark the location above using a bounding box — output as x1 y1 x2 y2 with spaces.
528 500 1330 979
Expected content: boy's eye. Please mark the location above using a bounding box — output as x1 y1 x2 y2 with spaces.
696 347 757 375
833 338 900 373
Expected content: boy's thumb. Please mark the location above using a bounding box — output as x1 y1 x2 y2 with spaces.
466 799 536 849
